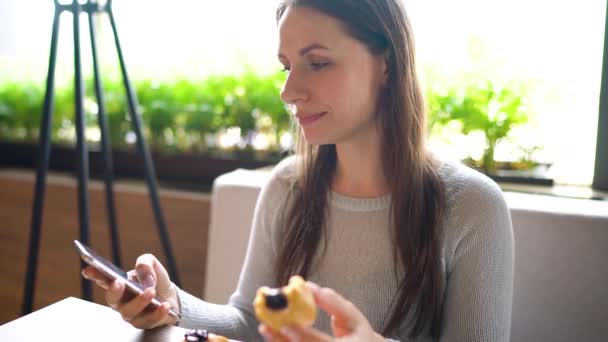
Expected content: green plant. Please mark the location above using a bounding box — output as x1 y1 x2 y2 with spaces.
181 71 289 151
0 86 14 139
137 80 178 150
0 68 291 155
102 78 129 148
241 70 290 144
0 81 43 141
52 85 76 143
181 79 224 151
512 144 545 170
430 81 529 173
223 75 256 136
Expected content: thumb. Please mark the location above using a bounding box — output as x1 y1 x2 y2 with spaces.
307 282 367 333
134 254 162 289
331 315 351 338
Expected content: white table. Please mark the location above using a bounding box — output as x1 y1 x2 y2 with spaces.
0 297 235 342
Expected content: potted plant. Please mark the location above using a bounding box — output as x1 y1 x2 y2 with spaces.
430 80 529 173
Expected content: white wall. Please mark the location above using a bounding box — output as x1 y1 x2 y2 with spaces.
0 0 18 56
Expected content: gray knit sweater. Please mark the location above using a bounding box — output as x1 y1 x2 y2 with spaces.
176 157 514 342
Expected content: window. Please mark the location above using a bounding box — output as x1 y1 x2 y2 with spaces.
408 0 606 186
0 1 279 79
1 0 606 188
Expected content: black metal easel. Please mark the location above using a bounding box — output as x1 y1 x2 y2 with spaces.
22 0 181 315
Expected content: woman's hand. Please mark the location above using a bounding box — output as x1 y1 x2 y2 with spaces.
259 282 384 342
81 253 180 329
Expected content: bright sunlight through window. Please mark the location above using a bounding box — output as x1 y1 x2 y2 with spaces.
1 0 605 186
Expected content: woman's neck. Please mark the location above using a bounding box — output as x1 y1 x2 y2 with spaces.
331 136 389 198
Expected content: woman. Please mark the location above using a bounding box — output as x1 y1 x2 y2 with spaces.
83 0 514 341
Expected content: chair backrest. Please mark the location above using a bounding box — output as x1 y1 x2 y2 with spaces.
206 169 608 342
509 203 608 342
204 169 271 304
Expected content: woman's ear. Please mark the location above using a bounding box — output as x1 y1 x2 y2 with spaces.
381 52 390 84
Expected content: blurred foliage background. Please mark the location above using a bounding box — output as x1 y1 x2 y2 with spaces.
0 63 543 172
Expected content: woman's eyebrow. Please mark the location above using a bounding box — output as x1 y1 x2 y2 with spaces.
278 43 330 59
299 43 329 55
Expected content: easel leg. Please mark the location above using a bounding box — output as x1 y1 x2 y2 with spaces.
107 4 181 286
87 3 122 268
22 7 61 316
72 0 92 301
23 1 182 314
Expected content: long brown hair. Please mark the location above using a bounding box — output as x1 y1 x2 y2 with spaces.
275 0 445 338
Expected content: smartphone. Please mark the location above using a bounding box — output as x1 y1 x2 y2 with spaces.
73 240 181 320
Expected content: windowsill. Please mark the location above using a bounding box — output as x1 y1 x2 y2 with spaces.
499 182 608 202
3 167 606 206
212 168 608 218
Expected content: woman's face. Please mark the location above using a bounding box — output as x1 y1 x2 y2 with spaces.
278 6 387 146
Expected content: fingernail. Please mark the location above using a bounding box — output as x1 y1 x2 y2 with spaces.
258 326 271 340
145 288 155 299
306 281 320 292
142 274 155 288
280 326 296 339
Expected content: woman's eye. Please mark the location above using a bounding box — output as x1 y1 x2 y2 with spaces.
310 62 329 71
281 66 291 73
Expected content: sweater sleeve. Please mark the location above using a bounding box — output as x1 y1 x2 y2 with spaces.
439 172 514 342
175 160 294 342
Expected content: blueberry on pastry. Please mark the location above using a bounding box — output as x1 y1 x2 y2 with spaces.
253 275 317 331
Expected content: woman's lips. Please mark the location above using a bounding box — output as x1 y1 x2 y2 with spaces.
297 112 327 126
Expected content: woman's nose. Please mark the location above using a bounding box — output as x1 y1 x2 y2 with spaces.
280 71 308 105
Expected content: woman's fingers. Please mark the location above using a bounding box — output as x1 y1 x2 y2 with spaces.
128 301 172 329
135 254 158 289
81 266 111 290
280 325 332 342
135 254 173 297
258 324 290 342
127 269 138 282
104 279 140 309
114 286 156 321
259 324 332 342
306 282 367 334
81 256 175 330
104 279 126 308
330 315 351 338
101 278 169 329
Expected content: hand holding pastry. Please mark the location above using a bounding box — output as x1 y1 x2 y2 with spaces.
259 281 383 342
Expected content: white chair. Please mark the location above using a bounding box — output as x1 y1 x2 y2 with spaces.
205 168 608 342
